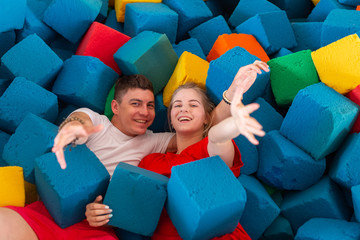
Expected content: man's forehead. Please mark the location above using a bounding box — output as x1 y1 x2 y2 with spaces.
124 88 154 101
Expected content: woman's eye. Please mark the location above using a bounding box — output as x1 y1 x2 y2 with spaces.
174 105 181 108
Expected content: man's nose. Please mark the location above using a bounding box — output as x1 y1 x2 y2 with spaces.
139 106 149 115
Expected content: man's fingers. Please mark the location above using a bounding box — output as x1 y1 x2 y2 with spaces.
54 150 66 169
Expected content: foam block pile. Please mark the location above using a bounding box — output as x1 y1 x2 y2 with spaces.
1 0 360 239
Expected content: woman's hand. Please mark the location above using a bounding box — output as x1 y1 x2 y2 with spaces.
85 195 113 227
227 60 270 100
230 84 265 145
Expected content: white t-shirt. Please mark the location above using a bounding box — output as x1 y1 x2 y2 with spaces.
74 108 174 176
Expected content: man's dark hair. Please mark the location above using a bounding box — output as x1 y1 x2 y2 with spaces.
114 74 154 103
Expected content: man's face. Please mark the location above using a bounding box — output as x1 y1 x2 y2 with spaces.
112 88 155 136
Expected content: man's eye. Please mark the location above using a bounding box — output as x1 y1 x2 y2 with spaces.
148 104 155 109
131 102 140 106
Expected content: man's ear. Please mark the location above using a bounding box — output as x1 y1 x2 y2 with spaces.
111 100 118 115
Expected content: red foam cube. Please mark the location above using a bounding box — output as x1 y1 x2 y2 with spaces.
76 22 131 75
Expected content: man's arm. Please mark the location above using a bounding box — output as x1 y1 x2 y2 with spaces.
211 60 269 125
52 111 103 169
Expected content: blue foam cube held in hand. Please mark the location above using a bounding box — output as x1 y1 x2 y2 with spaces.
34 145 110 228
103 162 168 236
167 156 246 240
2 113 58 183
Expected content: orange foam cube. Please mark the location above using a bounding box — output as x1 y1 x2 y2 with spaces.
207 33 270 63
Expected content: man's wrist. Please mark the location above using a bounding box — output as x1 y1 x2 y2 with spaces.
58 116 85 132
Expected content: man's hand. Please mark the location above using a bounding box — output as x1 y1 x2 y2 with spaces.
85 195 113 227
52 119 103 169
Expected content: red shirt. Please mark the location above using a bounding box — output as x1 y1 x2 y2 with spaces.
138 137 250 240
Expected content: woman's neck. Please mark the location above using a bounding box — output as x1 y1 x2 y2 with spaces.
175 132 203 154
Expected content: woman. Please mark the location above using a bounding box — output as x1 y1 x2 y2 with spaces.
87 81 265 239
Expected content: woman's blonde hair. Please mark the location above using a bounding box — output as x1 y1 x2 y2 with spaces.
167 82 215 137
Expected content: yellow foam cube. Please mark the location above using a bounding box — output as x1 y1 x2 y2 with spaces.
163 51 209 107
0 166 25 207
115 0 162 22
312 0 320 5
311 34 360 95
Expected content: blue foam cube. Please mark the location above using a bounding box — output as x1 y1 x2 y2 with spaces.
172 38 206 60
307 0 353 22
321 9 360 47
271 48 293 58
338 0 359 6
329 133 360 189
0 130 10 166
295 218 360 240
0 0 26 32
234 135 258 175
124 3 178 44
52 55 118 113
1 34 63 88
2 113 58 183
257 130 326 190
291 22 323 52
43 0 102 43
114 31 178 95
267 0 313 19
205 47 270 105
105 10 124 33
238 174 280 240
34 145 110 228
252 97 283 136
228 0 281 28
167 156 247 240
0 31 16 58
103 162 168 236
235 11 297 55
0 77 58 133
351 184 360 222
188 15 231 56
0 78 10 97
263 216 294 240
163 0 213 42
115 228 150 240
281 176 351 232
280 82 359 160
17 8 57 44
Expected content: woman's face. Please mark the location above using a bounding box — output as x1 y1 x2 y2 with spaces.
170 88 208 136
